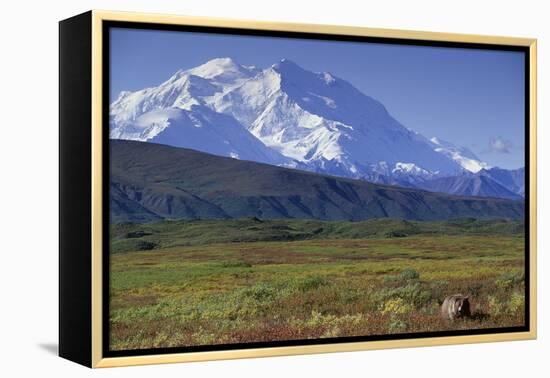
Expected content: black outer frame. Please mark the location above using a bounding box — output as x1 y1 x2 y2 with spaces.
59 11 93 367
58 11 531 368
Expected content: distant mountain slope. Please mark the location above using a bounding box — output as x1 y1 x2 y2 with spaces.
110 140 524 223
418 173 523 200
480 167 525 196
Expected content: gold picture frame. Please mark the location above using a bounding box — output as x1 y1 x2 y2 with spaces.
59 9 537 368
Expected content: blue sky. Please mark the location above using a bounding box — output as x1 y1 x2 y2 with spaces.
110 27 525 169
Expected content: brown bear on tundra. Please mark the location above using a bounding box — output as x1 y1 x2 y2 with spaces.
441 294 471 321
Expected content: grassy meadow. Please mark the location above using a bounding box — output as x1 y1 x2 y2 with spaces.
109 218 525 350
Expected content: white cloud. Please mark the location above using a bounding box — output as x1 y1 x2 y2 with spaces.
488 137 513 154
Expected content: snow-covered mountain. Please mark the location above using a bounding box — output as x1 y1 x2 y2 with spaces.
110 58 259 137
212 59 466 178
110 57 517 198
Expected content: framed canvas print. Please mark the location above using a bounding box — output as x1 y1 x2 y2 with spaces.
59 10 537 368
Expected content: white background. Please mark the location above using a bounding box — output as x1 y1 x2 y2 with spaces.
1 0 547 376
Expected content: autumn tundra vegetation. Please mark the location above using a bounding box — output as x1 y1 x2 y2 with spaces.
109 217 525 350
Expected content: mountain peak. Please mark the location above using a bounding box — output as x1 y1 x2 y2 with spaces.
193 57 239 72
205 57 238 66
186 57 260 83
272 58 306 73
167 58 241 81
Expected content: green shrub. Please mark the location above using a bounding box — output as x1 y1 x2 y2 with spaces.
428 281 449 303
220 260 252 268
488 295 504 316
385 231 408 238
126 230 152 238
383 268 420 284
340 289 360 304
495 271 525 290
507 292 525 314
399 268 420 281
388 317 407 333
382 275 399 284
192 327 218 345
293 276 329 292
242 284 278 302
377 282 431 308
135 241 157 251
